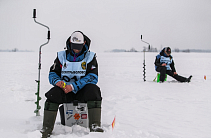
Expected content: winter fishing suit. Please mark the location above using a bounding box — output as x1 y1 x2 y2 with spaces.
154 48 191 82
41 31 103 138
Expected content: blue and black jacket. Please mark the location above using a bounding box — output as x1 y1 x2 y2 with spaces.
48 34 98 94
154 48 176 72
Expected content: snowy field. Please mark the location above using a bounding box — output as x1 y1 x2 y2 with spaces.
0 51 210 138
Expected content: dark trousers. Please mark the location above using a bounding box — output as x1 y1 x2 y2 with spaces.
45 84 102 104
156 66 187 82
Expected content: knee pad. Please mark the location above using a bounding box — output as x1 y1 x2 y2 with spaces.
87 101 102 109
44 101 59 111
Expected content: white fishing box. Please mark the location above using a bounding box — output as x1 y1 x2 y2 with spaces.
61 101 89 128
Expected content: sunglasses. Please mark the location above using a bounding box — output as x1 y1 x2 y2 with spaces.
166 51 171 54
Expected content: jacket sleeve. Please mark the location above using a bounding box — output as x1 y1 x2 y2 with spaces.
48 57 62 86
71 55 98 94
154 55 162 67
170 60 176 72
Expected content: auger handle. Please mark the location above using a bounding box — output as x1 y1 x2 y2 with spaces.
33 9 36 18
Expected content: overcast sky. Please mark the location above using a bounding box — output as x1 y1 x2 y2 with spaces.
0 0 211 52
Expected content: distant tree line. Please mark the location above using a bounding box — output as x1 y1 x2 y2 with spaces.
110 48 138 52
143 45 157 52
0 48 19 52
107 47 211 53
0 48 33 52
174 48 211 53
12 48 18 52
174 48 190 52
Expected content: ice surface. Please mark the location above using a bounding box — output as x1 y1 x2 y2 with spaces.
0 52 210 138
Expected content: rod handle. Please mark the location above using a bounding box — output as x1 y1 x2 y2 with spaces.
33 9 36 18
47 31 50 39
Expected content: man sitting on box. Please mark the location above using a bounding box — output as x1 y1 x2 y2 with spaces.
41 31 103 138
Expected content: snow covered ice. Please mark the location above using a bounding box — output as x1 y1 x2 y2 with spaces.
0 52 210 138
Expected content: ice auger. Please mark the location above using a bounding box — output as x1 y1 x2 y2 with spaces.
140 35 150 82
33 9 50 116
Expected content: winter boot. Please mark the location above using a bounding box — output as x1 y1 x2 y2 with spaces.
41 101 59 138
186 75 192 83
87 101 104 132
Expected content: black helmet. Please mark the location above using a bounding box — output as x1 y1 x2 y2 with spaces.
165 47 171 54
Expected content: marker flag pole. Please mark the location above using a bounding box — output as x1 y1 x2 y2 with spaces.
112 116 116 130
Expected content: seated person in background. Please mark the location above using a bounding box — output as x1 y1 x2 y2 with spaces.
154 47 192 83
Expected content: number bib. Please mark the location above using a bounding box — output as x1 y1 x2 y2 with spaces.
160 56 173 70
58 51 95 85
